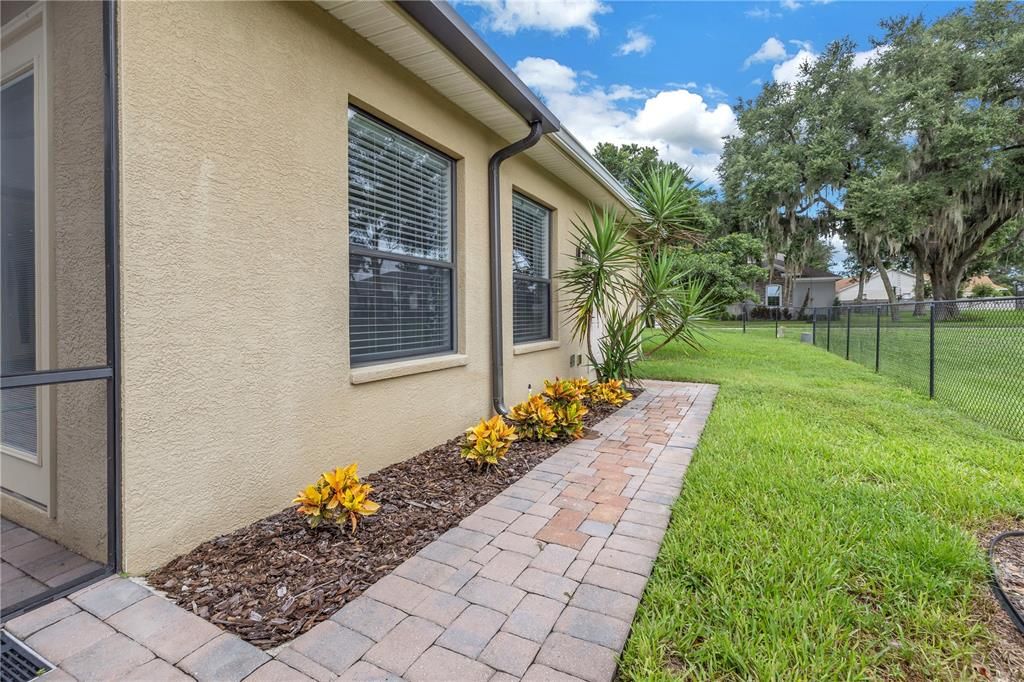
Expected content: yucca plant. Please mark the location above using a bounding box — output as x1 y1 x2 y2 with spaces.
591 307 646 382
559 205 636 364
631 166 704 252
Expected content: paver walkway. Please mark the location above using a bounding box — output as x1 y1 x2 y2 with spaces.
3 381 716 682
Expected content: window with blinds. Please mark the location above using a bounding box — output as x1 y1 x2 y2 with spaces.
512 193 552 344
348 108 455 365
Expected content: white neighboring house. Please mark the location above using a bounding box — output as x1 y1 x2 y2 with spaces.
836 270 916 303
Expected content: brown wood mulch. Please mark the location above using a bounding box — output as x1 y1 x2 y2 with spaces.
974 519 1024 681
147 395 638 649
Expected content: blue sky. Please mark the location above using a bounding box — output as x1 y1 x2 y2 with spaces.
453 0 965 268
453 0 964 185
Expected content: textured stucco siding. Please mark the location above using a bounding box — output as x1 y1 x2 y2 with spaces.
117 1 603 572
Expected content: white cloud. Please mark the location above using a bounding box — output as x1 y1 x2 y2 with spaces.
770 43 886 84
745 7 781 20
743 37 788 69
514 56 578 94
852 45 887 68
772 48 817 83
616 28 654 56
703 84 728 100
780 0 801 10
468 0 610 37
667 81 698 89
514 57 737 183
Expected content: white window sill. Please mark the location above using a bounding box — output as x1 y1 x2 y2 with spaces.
350 354 469 385
513 339 561 356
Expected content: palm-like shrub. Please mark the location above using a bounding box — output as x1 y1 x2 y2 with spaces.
558 169 719 382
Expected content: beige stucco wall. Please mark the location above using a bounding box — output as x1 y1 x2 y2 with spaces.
2 1 108 564
117 1 612 572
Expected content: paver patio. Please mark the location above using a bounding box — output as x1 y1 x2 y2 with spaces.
2 380 716 682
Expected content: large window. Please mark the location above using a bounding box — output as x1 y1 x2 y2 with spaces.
765 284 781 307
512 193 551 344
347 108 455 365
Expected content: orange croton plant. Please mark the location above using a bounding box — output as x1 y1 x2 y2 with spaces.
293 463 380 531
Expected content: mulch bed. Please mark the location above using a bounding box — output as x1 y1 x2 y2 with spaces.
148 394 638 649
974 519 1024 680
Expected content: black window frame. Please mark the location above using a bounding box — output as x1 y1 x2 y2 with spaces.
511 191 553 345
347 106 458 367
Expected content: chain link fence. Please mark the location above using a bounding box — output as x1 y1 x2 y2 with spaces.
728 298 1024 439
820 298 1023 438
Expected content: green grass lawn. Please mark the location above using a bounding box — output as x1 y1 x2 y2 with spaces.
621 332 1024 680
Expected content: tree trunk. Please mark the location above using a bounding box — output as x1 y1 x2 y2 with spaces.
856 269 866 302
912 259 926 316
872 254 898 319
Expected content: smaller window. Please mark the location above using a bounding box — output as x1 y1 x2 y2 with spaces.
765 283 781 307
512 193 551 344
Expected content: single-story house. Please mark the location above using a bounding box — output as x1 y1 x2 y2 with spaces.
836 270 916 303
726 255 840 315
0 0 636 616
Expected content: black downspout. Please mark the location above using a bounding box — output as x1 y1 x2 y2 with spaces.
489 121 544 415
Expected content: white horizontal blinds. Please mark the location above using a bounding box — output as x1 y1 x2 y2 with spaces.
349 110 452 261
348 108 454 364
512 193 551 344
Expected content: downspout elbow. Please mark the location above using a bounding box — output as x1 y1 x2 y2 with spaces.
489 121 545 415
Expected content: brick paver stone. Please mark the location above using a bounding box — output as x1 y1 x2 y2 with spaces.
478 632 541 677
394 555 458 589
535 633 619 682
568 584 641 623
122 658 194 681
288 622 373 674
458 576 526 614
106 595 222 664
595 548 655 576
363 616 443 675
513 568 577 603
553 606 631 650
336 661 403 681
178 633 271 682
60 633 153 681
244 660 315 682
69 577 151 619
529 545 578 576
405 645 494 682
419 540 478 568
435 604 506 658
274 647 338 682
25 611 115 664
362 574 433 610
478 550 532 584
409 589 470 627
330 597 407 641
4 598 79 639
522 664 587 682
501 593 564 643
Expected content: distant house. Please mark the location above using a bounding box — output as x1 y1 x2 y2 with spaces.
836 270 917 303
727 256 840 315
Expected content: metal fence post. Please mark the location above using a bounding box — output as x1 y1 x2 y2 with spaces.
875 305 881 372
775 307 779 338
812 309 817 345
826 307 831 352
929 301 936 399
742 303 746 334
846 307 851 360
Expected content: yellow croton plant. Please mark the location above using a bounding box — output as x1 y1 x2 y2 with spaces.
293 463 380 531
461 414 518 468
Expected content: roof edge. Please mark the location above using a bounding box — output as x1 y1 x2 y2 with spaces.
394 0 559 134
393 1 637 212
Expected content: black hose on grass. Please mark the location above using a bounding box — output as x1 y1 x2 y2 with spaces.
989 530 1024 635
